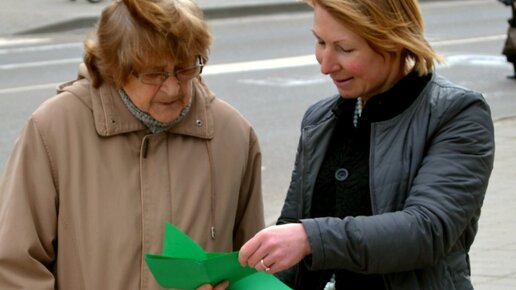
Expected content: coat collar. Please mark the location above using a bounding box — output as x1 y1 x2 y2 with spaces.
59 64 215 140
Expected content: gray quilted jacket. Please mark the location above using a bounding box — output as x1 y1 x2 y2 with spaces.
277 74 495 290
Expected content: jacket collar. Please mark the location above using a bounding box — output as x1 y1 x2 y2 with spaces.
59 64 215 140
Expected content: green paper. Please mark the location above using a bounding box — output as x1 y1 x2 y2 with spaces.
145 223 292 290
161 223 206 260
231 271 292 290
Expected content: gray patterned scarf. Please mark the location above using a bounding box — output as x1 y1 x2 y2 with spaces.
118 89 192 134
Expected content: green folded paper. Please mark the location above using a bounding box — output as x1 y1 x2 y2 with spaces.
145 223 292 290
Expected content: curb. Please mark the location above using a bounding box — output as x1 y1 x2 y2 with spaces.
203 2 310 19
17 2 310 35
15 0 466 35
18 17 100 35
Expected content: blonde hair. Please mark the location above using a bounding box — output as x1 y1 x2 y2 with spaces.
303 0 441 75
84 0 212 88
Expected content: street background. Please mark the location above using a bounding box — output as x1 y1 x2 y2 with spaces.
1 0 515 289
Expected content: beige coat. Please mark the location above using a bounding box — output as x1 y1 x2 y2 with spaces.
0 65 264 290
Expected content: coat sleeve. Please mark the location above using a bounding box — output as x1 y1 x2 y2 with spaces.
277 101 323 225
276 135 304 225
0 117 58 289
232 127 265 249
274 111 311 287
497 0 513 6
302 91 495 274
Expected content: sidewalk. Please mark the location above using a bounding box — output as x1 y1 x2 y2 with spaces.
469 117 516 290
0 0 463 36
0 0 306 37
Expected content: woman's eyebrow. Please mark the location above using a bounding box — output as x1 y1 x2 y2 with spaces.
311 30 349 45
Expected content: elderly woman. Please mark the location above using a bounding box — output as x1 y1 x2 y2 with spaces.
0 0 264 289
236 0 495 289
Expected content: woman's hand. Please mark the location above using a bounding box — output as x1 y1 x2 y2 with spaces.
196 280 229 290
238 223 311 274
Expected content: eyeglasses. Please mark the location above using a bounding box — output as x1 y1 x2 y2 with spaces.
133 57 204 85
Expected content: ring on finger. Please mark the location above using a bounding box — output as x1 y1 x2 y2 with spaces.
260 259 271 272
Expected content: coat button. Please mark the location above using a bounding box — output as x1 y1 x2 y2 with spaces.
196 120 203 127
335 168 349 181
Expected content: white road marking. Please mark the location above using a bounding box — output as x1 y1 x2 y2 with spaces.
0 37 51 48
0 34 511 93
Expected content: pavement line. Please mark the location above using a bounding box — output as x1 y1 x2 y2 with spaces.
0 58 82 69
0 55 315 71
203 55 316 75
0 34 509 94
431 35 506 47
0 55 318 94
0 83 60 94
443 55 509 67
0 42 81 54
0 37 51 48
0 34 506 70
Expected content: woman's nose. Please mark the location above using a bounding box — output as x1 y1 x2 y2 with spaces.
318 49 340 75
159 75 181 95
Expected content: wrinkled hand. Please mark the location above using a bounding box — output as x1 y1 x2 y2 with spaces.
238 223 311 274
196 280 229 290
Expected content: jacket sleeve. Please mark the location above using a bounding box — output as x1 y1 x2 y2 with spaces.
497 0 513 6
0 117 58 289
276 135 304 225
277 100 325 225
232 127 265 249
302 91 495 274
274 111 312 287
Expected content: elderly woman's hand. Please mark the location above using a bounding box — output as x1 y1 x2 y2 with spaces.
238 223 311 274
196 280 229 290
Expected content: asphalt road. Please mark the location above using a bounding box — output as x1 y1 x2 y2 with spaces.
1 0 515 227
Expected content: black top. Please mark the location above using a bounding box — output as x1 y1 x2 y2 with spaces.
297 71 431 290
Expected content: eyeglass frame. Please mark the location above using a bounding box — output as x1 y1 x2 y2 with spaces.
132 56 204 85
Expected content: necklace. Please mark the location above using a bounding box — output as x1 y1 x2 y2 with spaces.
353 97 362 128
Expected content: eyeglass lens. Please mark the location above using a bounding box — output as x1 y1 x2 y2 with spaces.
138 58 203 85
